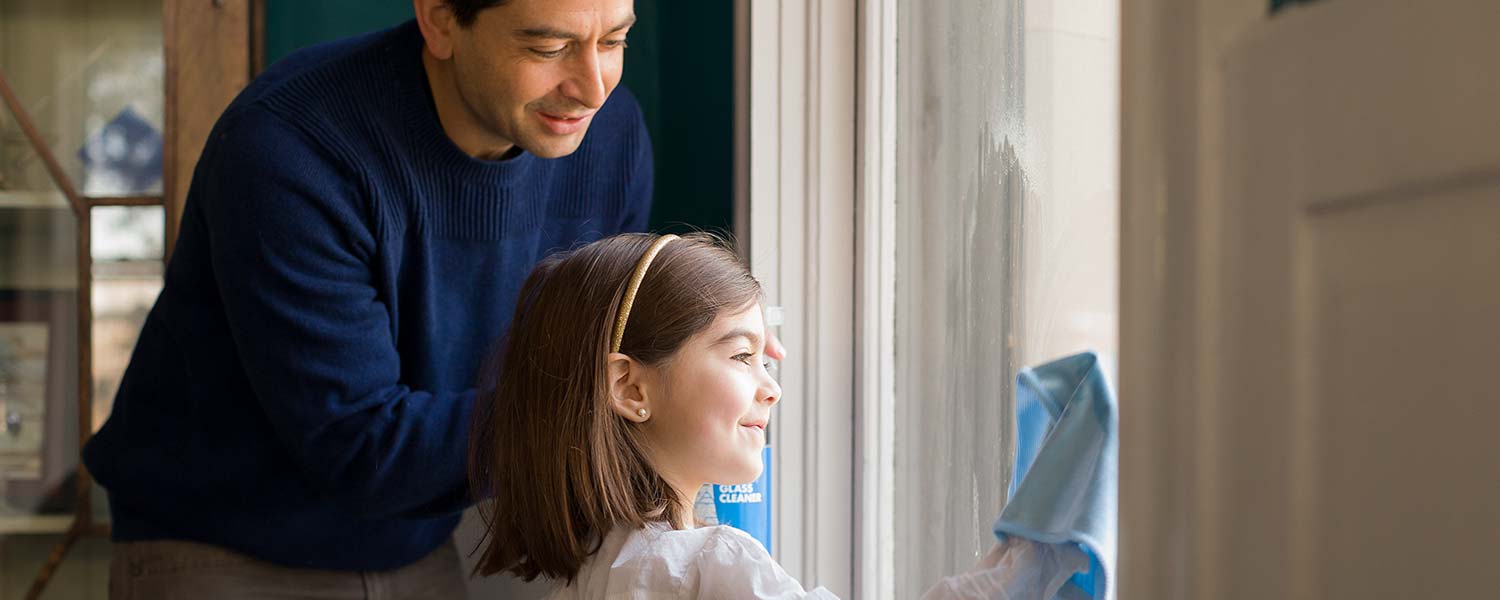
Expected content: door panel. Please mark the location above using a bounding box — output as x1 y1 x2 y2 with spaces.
1210 1 1500 597
1309 189 1500 598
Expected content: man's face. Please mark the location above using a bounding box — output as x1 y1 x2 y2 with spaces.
448 0 634 158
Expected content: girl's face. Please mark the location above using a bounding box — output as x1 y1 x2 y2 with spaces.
640 303 781 493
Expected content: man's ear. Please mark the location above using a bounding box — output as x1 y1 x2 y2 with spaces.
414 0 458 60
605 352 653 422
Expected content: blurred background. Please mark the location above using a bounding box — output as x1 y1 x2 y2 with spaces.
4 0 1498 598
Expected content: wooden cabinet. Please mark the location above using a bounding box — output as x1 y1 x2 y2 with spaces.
0 1 251 597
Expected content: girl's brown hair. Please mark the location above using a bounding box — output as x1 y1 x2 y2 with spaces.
467 232 762 582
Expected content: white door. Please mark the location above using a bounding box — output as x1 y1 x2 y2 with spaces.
1123 1 1500 598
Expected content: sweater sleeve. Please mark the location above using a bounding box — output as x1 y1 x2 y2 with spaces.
197 104 473 519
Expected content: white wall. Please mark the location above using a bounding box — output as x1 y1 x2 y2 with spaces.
1020 0 1119 369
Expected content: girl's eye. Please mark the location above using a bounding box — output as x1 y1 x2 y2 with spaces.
531 47 566 59
763 360 775 372
733 353 754 365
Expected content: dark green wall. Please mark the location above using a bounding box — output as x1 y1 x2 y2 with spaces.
263 0 734 235
620 1 733 235
264 0 414 63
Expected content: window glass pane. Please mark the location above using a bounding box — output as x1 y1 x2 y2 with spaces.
892 0 1118 596
2 0 165 197
92 205 165 263
92 206 163 430
1 0 161 595
0 186 82 529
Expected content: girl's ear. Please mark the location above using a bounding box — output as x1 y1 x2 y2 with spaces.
605 352 653 422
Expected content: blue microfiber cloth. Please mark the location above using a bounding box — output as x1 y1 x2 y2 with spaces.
994 351 1117 600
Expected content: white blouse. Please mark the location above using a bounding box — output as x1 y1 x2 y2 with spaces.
545 522 1086 600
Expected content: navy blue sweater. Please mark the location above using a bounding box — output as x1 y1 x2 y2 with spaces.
82 21 652 570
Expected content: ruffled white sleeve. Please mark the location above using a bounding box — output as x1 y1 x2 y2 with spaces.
688 526 842 600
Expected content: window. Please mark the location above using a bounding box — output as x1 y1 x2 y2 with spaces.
1 0 167 594
887 0 1119 596
739 0 1118 596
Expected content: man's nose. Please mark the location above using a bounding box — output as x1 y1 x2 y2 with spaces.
560 46 609 109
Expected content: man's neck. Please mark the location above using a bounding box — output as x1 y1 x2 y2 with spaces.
420 48 517 161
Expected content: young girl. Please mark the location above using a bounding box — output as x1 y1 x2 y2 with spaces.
468 233 1085 599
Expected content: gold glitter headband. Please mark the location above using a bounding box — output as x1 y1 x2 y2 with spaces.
610 234 679 353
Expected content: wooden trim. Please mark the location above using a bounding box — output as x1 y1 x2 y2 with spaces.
163 0 178 258
163 0 253 260
73 212 93 528
252 0 267 75
87 195 165 207
0 69 87 218
23 522 83 600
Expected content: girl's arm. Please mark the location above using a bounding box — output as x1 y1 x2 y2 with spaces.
689 526 1084 600
919 537 1089 600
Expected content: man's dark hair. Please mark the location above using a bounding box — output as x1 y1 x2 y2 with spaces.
447 0 509 27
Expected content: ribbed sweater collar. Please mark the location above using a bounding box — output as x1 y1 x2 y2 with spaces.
385 20 537 188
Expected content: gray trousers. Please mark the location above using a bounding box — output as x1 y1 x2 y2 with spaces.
108 539 468 600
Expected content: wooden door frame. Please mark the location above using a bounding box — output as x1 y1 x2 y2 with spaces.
0 2 253 597
163 0 254 257
1119 0 1263 597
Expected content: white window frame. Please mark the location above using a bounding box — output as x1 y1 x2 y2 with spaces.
740 0 1120 597
735 0 899 597
852 0 898 598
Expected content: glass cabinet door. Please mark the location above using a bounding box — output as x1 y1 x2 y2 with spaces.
1 0 165 596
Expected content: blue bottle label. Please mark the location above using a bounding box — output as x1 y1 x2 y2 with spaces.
694 446 773 553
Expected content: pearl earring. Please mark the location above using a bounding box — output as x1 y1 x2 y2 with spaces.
636 408 648 419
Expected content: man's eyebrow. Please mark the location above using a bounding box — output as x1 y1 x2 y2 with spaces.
514 15 636 41
713 328 763 348
607 15 637 34
514 26 580 41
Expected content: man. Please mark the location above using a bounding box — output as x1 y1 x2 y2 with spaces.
84 0 649 596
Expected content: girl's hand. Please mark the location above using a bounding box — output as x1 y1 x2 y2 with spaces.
975 540 1007 570
765 329 786 362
